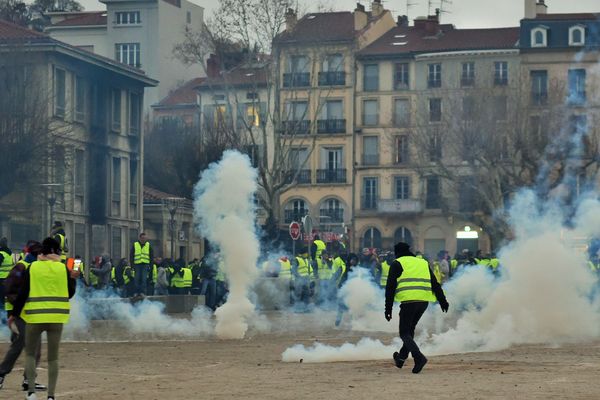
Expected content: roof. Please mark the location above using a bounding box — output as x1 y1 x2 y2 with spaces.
526 13 600 21
154 78 205 108
274 11 357 44
0 19 157 86
143 186 192 206
51 12 107 27
199 63 268 89
358 25 520 57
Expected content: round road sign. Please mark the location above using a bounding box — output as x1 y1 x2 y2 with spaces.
289 221 301 240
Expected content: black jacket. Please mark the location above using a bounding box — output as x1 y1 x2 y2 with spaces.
385 250 447 315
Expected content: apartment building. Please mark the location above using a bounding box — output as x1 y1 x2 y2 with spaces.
46 0 204 111
272 1 395 244
0 20 157 260
354 12 520 256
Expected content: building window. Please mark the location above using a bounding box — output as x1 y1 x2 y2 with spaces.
530 70 548 106
569 26 585 46
112 157 121 202
395 176 411 200
461 62 475 87
394 227 413 247
494 61 508 86
54 68 66 117
395 135 409 164
362 177 378 210
186 11 191 24
429 132 442 161
317 100 344 133
568 69 586 105
362 227 381 249
74 76 86 122
320 198 344 224
323 54 343 72
75 149 85 196
362 99 378 126
393 98 410 127
129 92 141 135
394 63 409 90
74 223 85 259
425 176 440 209
318 147 345 183
363 64 379 91
288 147 310 184
428 63 442 88
284 55 310 87
284 199 308 223
494 96 508 121
531 27 547 47
319 54 345 86
429 98 441 122
362 136 379 165
111 226 122 260
115 11 141 25
115 43 141 68
130 159 138 204
462 96 475 121
112 89 121 131
459 176 477 212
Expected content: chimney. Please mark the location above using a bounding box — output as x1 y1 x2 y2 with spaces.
524 0 536 19
354 3 368 31
206 54 220 79
424 9 440 35
414 16 427 29
397 15 409 27
285 8 297 32
536 0 548 15
371 0 384 17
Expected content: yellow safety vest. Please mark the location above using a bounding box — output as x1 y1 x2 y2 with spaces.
182 268 192 288
490 258 500 270
279 259 292 279
5 260 30 311
432 261 443 283
450 259 458 271
379 261 390 287
133 242 150 264
317 257 333 280
314 240 326 259
171 270 185 288
295 257 312 277
394 256 437 303
0 250 14 279
150 264 158 284
21 260 70 324
332 256 346 285
56 234 67 263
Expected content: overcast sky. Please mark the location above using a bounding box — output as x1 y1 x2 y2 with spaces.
78 0 600 29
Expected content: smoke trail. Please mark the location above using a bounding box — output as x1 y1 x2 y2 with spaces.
193 150 261 339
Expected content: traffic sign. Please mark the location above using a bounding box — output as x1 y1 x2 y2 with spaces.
289 221 301 240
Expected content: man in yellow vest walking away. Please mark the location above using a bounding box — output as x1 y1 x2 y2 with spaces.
384 242 449 374
11 237 78 400
130 233 153 298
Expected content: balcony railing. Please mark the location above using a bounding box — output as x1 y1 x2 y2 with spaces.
378 199 423 214
283 72 310 88
361 196 378 210
284 209 308 224
316 169 346 184
362 154 379 166
284 169 311 184
318 71 346 86
317 119 345 134
281 120 311 135
319 208 344 223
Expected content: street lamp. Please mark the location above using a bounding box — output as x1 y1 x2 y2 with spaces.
40 183 63 233
162 197 184 259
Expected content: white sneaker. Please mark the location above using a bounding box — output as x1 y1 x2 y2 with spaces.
26 393 38 400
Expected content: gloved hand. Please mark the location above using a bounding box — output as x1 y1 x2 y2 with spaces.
439 300 449 313
384 311 392 321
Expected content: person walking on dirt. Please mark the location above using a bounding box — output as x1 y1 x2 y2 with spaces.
384 242 449 374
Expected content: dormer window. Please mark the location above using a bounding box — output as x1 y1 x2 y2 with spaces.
569 25 585 46
531 26 548 48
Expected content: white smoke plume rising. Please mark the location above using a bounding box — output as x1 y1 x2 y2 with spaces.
193 150 261 339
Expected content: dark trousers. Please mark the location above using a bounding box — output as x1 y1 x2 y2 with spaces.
398 301 429 360
0 316 41 377
133 264 149 295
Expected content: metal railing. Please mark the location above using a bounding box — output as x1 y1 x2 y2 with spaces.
284 209 308 224
319 208 344 223
317 119 345 134
284 169 311 184
318 71 345 86
316 169 346 184
283 72 310 88
281 120 311 135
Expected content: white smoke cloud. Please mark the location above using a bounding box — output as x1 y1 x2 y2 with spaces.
193 150 261 339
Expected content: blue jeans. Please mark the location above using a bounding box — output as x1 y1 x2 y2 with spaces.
200 278 217 310
133 264 149 295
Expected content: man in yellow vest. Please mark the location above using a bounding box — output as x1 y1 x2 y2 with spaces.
130 233 153 298
50 221 68 263
0 237 14 313
11 237 78 400
292 248 313 309
385 242 449 374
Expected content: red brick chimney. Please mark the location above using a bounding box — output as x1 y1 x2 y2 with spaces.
206 54 220 79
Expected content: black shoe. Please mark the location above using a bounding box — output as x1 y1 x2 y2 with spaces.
393 352 405 369
22 380 47 391
412 354 428 374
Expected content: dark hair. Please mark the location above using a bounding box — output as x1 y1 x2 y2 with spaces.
28 241 42 257
41 237 61 255
139 232 146 238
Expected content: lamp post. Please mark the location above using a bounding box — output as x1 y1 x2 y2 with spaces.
163 197 184 259
40 183 63 233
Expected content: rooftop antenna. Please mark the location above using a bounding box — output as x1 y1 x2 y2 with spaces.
440 0 452 16
406 0 418 19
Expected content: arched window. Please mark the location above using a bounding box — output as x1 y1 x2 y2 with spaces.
531 27 547 48
362 227 382 249
284 199 308 223
569 26 585 46
319 198 344 224
394 226 413 247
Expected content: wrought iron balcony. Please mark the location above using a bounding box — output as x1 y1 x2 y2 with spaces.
283 72 310 88
319 208 344 223
281 120 311 135
317 119 345 134
284 169 311 185
316 169 346 184
318 71 345 86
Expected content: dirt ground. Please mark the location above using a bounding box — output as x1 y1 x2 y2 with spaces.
2 312 600 399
